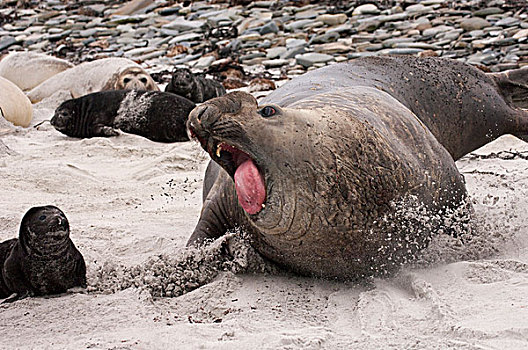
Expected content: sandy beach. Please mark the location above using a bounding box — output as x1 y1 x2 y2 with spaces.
0 91 527 349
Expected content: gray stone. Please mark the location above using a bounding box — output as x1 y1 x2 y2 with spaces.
169 33 202 44
460 17 491 31
162 18 205 32
262 59 290 68
79 28 98 37
473 7 503 17
380 48 424 55
295 9 319 20
285 19 314 31
0 36 17 51
194 56 215 69
495 17 520 27
422 25 452 36
280 46 306 59
259 21 279 35
316 14 347 26
311 32 340 44
286 38 308 48
352 4 379 16
295 52 334 67
266 47 287 59
382 37 414 48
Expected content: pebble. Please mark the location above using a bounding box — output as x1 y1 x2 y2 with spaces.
295 52 334 68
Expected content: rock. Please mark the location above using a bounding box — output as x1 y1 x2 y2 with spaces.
286 38 307 48
352 4 379 16
495 17 519 27
262 59 290 68
473 7 503 17
0 36 17 51
313 42 350 54
460 17 491 31
513 29 528 39
311 32 340 44
266 47 287 59
194 56 215 69
295 52 334 68
280 46 306 59
259 21 279 35
316 14 347 26
162 18 205 31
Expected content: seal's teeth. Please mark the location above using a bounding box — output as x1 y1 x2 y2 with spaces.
216 144 222 157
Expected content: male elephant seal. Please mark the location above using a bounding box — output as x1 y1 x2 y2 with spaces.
0 77 33 127
0 206 86 301
27 57 159 103
0 52 74 91
186 56 528 280
165 68 226 103
51 90 196 142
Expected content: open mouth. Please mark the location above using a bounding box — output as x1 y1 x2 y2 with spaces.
189 127 266 215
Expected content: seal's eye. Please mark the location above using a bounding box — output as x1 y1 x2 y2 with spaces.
123 78 131 84
260 106 277 118
39 215 46 221
140 77 148 84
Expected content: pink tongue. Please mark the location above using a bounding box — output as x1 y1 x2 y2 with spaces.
234 157 266 215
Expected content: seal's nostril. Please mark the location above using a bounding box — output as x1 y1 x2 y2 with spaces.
196 105 208 122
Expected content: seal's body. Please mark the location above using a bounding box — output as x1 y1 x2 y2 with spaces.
0 77 33 127
27 57 159 104
165 68 226 103
0 52 74 91
0 206 86 300
51 90 196 143
186 56 528 279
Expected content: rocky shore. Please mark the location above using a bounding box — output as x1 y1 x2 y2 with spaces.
1 0 527 89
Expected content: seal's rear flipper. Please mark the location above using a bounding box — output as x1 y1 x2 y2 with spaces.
490 68 528 109
1 291 30 304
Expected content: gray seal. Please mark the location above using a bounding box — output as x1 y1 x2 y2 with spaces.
185 56 528 280
51 90 196 143
0 206 86 301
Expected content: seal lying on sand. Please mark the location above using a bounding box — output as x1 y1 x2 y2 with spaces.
51 90 196 142
0 52 74 91
165 68 226 103
0 77 33 127
0 206 86 301
27 57 159 103
186 56 528 280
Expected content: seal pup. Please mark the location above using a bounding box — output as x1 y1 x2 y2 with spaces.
0 206 86 301
165 67 226 103
0 76 33 127
51 90 196 142
185 56 528 280
0 52 74 91
27 57 159 103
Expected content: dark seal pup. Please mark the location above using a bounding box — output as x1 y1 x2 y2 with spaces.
165 67 226 103
186 56 528 280
0 206 86 301
51 90 196 143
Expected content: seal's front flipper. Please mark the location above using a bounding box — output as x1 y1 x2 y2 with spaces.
93 125 119 137
1 291 30 304
490 68 528 109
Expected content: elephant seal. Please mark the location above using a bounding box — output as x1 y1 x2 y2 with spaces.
51 90 196 142
0 52 74 91
0 77 33 127
0 206 86 301
165 68 226 103
27 57 159 104
186 56 528 280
